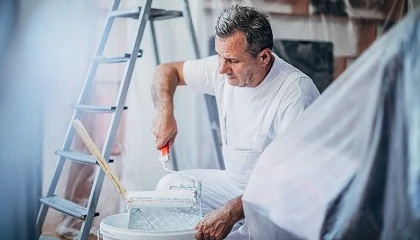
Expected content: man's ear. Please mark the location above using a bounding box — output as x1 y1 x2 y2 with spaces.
260 48 271 66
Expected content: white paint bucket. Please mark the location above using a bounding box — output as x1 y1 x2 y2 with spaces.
98 213 196 240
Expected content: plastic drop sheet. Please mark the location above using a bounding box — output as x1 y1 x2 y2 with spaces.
242 6 420 240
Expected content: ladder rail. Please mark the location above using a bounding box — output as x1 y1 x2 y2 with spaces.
36 1 122 237
183 0 200 59
76 0 121 113
150 20 161 65
78 0 153 238
78 170 105 239
183 0 225 169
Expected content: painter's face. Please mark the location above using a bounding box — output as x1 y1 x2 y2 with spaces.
215 32 261 87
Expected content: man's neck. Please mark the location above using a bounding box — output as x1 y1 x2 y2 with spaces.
253 54 275 87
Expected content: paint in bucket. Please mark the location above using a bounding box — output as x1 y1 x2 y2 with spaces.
98 213 196 240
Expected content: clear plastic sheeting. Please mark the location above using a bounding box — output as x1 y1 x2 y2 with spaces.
242 6 420 240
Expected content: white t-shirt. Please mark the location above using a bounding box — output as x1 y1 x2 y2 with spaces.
183 54 320 151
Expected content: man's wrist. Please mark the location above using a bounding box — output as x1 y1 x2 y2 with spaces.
226 196 244 224
156 102 173 113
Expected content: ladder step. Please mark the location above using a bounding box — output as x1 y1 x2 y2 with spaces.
72 104 128 113
92 51 142 64
110 7 183 20
40 196 98 220
56 150 113 165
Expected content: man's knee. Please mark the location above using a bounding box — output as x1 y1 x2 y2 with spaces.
156 171 201 191
155 173 176 190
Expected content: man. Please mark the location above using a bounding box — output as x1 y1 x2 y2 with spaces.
151 5 320 240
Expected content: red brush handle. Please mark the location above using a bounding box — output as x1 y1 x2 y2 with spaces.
161 143 170 155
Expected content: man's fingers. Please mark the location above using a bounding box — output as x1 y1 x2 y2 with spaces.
155 140 166 150
168 137 175 147
156 137 174 150
196 220 220 240
195 230 204 240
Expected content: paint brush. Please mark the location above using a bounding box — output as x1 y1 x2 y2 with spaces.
159 143 172 172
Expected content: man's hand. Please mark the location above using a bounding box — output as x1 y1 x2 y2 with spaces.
195 196 244 240
152 108 177 149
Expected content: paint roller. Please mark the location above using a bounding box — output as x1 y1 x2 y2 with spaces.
72 119 198 209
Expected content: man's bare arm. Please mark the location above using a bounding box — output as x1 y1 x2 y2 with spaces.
151 61 185 149
151 61 186 109
196 195 244 240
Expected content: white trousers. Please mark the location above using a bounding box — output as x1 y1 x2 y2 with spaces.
156 169 249 239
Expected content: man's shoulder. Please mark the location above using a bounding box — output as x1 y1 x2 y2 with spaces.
272 62 319 100
184 55 220 76
271 55 308 80
185 55 218 66
282 75 320 104
183 55 224 96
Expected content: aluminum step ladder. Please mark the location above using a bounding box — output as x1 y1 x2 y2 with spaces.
35 1 223 239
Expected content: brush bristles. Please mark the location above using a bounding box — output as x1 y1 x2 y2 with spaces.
158 154 169 163
126 189 196 208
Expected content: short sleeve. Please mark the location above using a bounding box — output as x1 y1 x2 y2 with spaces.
276 77 320 133
183 55 220 95
278 97 315 133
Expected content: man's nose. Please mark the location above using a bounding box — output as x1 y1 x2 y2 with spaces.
218 59 230 74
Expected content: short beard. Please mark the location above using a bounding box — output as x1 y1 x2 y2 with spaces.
238 72 255 87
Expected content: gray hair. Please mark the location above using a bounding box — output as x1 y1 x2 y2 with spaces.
215 5 273 57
